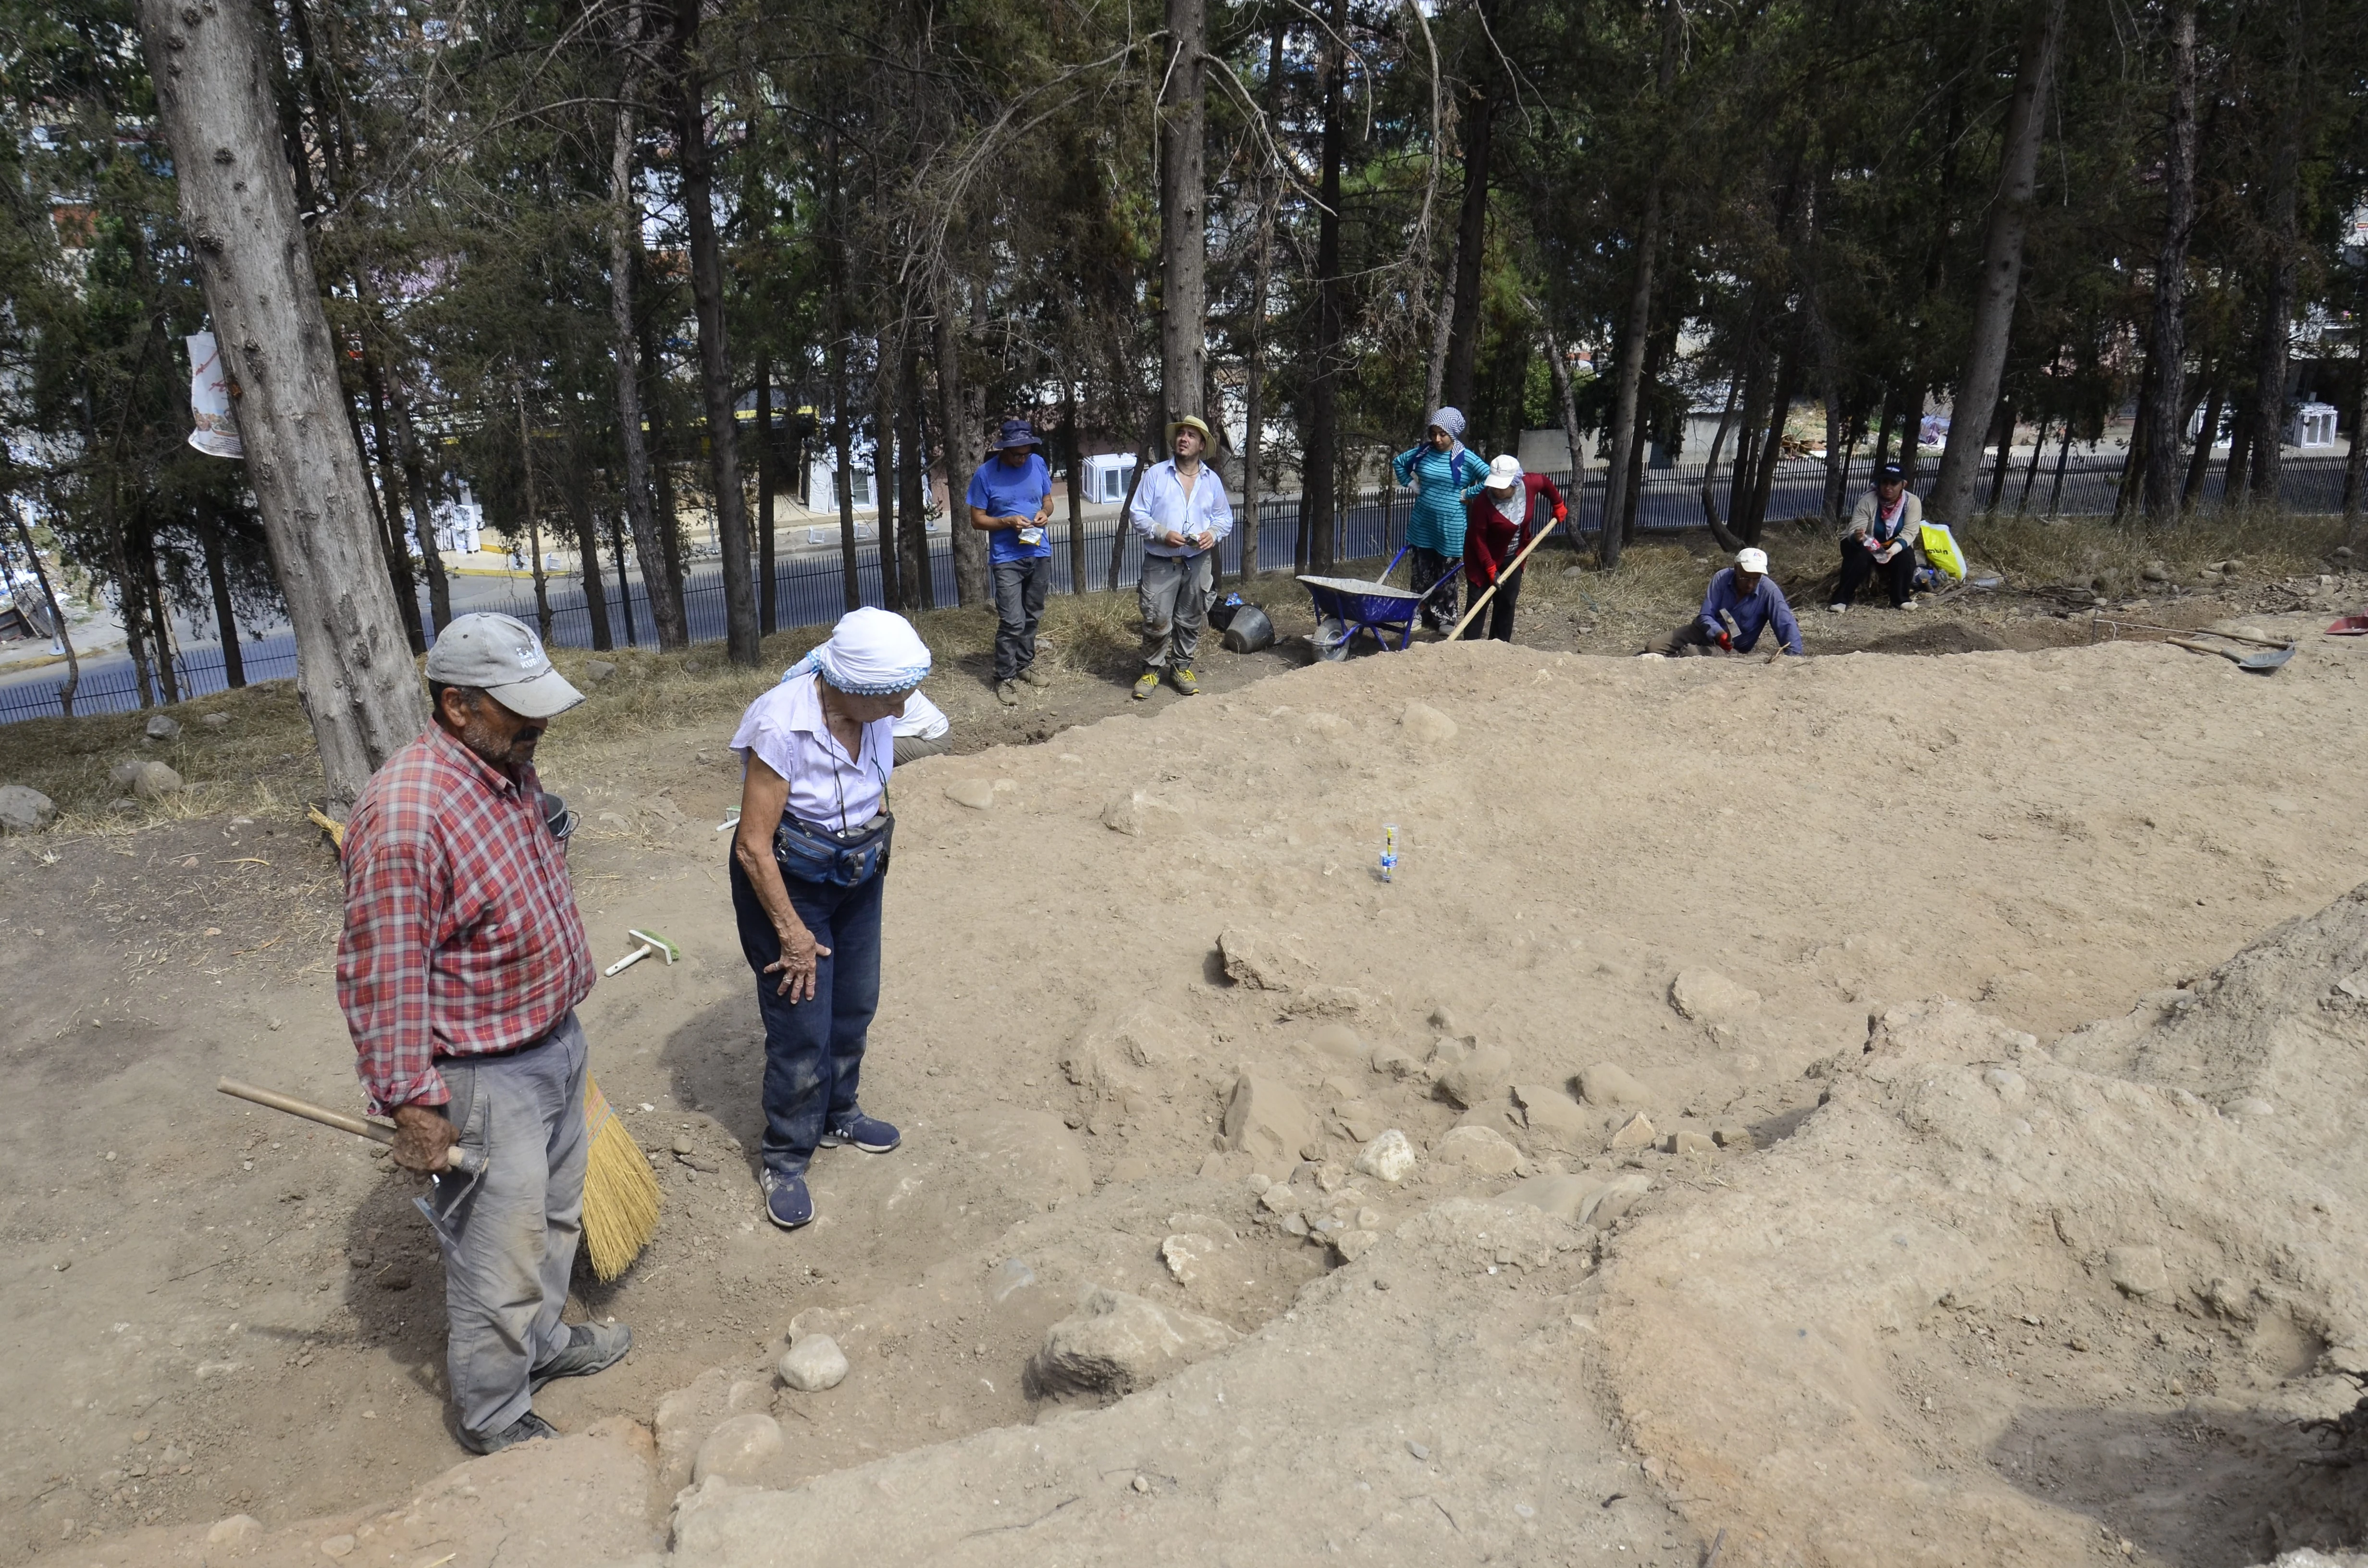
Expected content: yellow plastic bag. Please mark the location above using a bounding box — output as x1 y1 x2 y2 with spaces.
1920 522 1968 581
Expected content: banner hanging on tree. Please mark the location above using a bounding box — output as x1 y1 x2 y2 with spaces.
185 332 243 459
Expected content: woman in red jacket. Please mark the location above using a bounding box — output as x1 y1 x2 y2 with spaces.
1456 455 1566 642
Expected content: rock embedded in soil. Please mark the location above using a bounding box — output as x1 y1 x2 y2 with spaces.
0 785 55 833
693 1413 785 1482
1308 1022 1363 1059
1435 1043 1513 1110
200 711 230 728
144 714 181 741
1222 1071 1318 1178
945 778 1000 810
1217 928 1314 992
1432 1124 1523 1176
1669 968 1760 1024
129 760 183 799
2105 1245 2169 1297
1027 1286 1235 1398
1102 787 1192 837
778 1335 849 1393
1609 1111 1657 1151
1514 1083 1593 1143
1354 1129 1417 1183
1579 1062 1649 1107
584 659 617 682
1161 1233 1219 1284
1399 701 1458 746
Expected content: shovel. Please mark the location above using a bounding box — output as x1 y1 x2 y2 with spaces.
2169 635 2295 674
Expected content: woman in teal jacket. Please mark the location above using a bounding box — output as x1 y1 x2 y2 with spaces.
1391 407 1480 631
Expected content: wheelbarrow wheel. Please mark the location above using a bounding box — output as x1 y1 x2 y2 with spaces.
1313 614 1353 662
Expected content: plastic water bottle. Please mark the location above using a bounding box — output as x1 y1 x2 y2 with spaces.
1379 823 1399 884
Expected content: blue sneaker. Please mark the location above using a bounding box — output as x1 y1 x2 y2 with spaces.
819 1110 900 1154
762 1171 814 1230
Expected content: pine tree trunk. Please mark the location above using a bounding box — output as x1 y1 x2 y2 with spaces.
1988 402 2017 509
756 362 777 634
357 358 426 653
1697 366 1746 551
934 296 987 605
1440 77 1495 414
197 508 247 687
872 343 900 611
1303 0 1349 573
609 514 637 644
1930 0 2068 525
564 454 613 651
1541 321 1589 526
1063 381 1087 593
900 341 934 609
384 368 450 630
2246 14 2305 506
2140 0 2199 520
830 333 863 613
8 500 77 712
605 24 687 650
1158 0 1208 425
516 392 552 644
1598 183 1660 570
671 0 760 667
137 0 431 801
1241 31 1279 584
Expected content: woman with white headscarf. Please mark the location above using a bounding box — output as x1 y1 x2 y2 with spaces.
1391 407 1480 632
729 608 931 1232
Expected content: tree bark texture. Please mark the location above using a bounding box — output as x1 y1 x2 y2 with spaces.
383 368 449 630
197 508 246 686
357 355 425 653
2140 0 2199 520
900 340 933 609
755 363 777 634
934 295 986 605
10 499 77 712
138 0 430 798
1158 0 1208 426
1929 0 2067 526
1062 382 1086 592
1440 77 1495 416
606 28 686 649
671 1 760 666
2245 2 2306 505
830 333 863 613
1598 0 1680 568
562 448 613 651
1303 0 1349 573
871 346 900 611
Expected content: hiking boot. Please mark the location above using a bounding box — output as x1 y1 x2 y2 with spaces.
819 1110 901 1154
1170 665 1200 696
762 1170 814 1230
460 1409 558 1456
1132 671 1161 701
1019 664 1053 687
996 679 1020 706
530 1321 633 1391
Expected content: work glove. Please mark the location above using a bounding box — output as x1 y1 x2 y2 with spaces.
1552 504 1568 524
1716 630 1733 651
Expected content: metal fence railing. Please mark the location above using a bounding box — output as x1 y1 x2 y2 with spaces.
0 451 2351 725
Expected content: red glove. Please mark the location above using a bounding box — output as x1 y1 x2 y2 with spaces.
1552 504 1568 523
1717 630 1733 650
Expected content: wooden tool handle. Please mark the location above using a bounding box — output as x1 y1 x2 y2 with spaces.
217 1078 484 1174
1447 512 1565 639
219 1078 395 1143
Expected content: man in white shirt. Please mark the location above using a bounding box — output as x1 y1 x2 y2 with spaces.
1126 415 1234 699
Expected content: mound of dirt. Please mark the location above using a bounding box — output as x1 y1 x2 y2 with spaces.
1602 884 2368 1568
1856 621 2011 655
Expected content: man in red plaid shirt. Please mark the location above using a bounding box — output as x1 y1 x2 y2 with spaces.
336 613 630 1454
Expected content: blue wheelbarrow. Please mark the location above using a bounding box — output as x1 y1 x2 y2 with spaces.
1299 547 1459 661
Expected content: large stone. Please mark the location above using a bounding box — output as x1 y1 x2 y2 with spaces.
778 1335 849 1392
0 784 55 833
1028 1286 1236 1398
200 711 231 728
1513 1083 1592 1143
1579 1062 1649 1107
1436 1043 1513 1110
144 713 182 741
1333 1099 1388 1143
206 1515 263 1548
1161 1233 1220 1284
945 778 1000 811
131 760 183 799
1494 1171 1606 1223
1399 702 1458 746
1222 1071 1317 1177
1609 1111 1657 1151
1354 1128 1417 1183
1432 1124 1524 1176
1218 928 1314 992
2105 1245 2169 1298
693 1413 784 1483
583 658 618 683
1102 788 1192 837
1669 968 1760 1023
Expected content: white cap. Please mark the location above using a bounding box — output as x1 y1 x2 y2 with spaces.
1484 453 1524 491
1735 548 1769 575
423 613 584 719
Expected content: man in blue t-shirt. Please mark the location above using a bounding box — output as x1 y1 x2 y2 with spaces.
966 418 1056 704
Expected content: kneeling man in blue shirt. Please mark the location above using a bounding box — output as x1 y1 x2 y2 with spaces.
1650 547 1803 657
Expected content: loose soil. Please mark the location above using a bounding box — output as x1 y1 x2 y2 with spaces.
4 547 2367 1568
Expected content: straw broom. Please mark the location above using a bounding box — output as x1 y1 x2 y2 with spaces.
309 806 661 1281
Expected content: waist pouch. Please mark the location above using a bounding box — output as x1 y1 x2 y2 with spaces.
773 811 893 886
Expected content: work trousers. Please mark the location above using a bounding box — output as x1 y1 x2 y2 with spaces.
1410 547 1460 632
891 735 952 767
1836 536 1917 607
423 1012 589 1442
730 852 883 1180
991 556 1050 681
1457 565 1524 642
1652 620 1728 658
1138 550 1214 670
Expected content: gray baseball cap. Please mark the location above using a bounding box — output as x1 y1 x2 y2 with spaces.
424 613 584 719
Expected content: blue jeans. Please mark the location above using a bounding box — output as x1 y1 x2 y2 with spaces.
729 851 883 1179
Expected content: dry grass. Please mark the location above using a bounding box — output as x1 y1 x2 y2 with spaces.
4 507 2349 835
